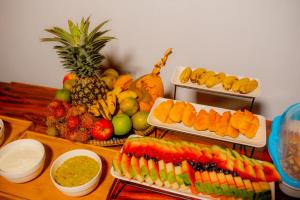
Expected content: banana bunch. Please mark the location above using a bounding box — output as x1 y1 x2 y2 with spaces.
117 90 138 103
179 67 258 94
179 67 192 83
88 99 112 120
106 87 122 115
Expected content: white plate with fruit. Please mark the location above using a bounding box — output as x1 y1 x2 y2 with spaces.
111 136 277 199
171 66 261 98
148 98 266 148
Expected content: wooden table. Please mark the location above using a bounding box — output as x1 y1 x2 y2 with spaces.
0 82 296 200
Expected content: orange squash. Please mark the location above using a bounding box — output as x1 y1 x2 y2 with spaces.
130 48 172 112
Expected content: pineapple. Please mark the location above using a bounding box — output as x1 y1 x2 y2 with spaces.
41 17 114 109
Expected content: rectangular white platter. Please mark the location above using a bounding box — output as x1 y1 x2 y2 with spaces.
171 66 261 98
111 168 275 200
147 97 266 148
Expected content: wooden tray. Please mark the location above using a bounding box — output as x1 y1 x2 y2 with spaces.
0 130 118 200
0 115 33 146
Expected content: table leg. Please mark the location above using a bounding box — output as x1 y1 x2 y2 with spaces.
250 147 256 158
250 97 255 111
111 180 126 199
173 85 177 100
233 143 236 150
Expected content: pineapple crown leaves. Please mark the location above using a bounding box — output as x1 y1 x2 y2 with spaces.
41 17 115 77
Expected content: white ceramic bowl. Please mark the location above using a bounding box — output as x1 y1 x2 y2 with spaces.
0 119 5 145
0 139 45 183
50 149 102 197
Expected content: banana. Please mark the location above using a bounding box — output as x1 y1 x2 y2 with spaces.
205 76 219 88
231 78 250 92
88 104 101 117
179 67 192 83
98 99 111 120
117 90 137 103
198 71 215 85
190 68 206 83
106 91 117 115
241 79 258 94
222 76 238 90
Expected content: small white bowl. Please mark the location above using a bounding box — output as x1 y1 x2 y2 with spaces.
0 139 45 183
0 119 5 145
50 149 102 197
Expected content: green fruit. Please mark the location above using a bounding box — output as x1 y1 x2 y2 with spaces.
63 79 75 91
47 127 58 137
132 111 150 131
55 89 71 102
112 114 132 136
120 97 139 116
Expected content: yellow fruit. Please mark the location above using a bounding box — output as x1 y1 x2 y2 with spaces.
205 76 219 88
179 67 192 83
120 97 139 116
198 71 215 85
190 68 206 83
168 101 186 123
153 100 174 123
130 48 172 112
114 74 133 91
222 76 238 90
182 103 196 127
241 80 258 94
117 90 138 103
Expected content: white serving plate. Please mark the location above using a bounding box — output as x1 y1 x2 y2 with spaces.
111 167 275 200
171 66 261 98
147 97 266 148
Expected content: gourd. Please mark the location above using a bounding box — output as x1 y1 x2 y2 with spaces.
130 48 172 112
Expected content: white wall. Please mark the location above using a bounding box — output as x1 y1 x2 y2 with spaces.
1 0 299 119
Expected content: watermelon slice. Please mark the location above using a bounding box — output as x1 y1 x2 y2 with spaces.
261 161 281 182
210 145 227 163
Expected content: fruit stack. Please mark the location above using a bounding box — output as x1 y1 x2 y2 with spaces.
112 137 280 199
43 17 172 144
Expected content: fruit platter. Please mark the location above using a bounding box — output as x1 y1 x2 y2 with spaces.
148 97 266 147
42 17 173 146
111 136 280 199
171 66 260 98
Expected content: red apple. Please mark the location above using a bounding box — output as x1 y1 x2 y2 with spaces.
91 119 113 140
63 73 77 84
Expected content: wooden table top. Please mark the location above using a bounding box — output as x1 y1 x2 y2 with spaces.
0 82 296 200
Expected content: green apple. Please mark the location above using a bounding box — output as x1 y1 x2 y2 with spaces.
55 89 70 102
112 114 132 136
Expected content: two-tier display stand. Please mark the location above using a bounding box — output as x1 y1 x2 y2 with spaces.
171 67 262 158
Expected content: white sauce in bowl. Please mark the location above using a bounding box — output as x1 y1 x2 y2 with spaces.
0 143 43 173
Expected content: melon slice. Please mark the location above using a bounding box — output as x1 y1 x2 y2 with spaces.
120 153 132 179
112 152 122 175
130 156 143 182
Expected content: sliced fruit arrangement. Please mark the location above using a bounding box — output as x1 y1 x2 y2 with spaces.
179 67 259 94
112 137 278 199
153 99 259 139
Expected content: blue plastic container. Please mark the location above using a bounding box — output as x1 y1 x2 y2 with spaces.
269 104 300 197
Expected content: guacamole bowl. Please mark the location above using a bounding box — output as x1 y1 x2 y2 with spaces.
50 149 102 197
